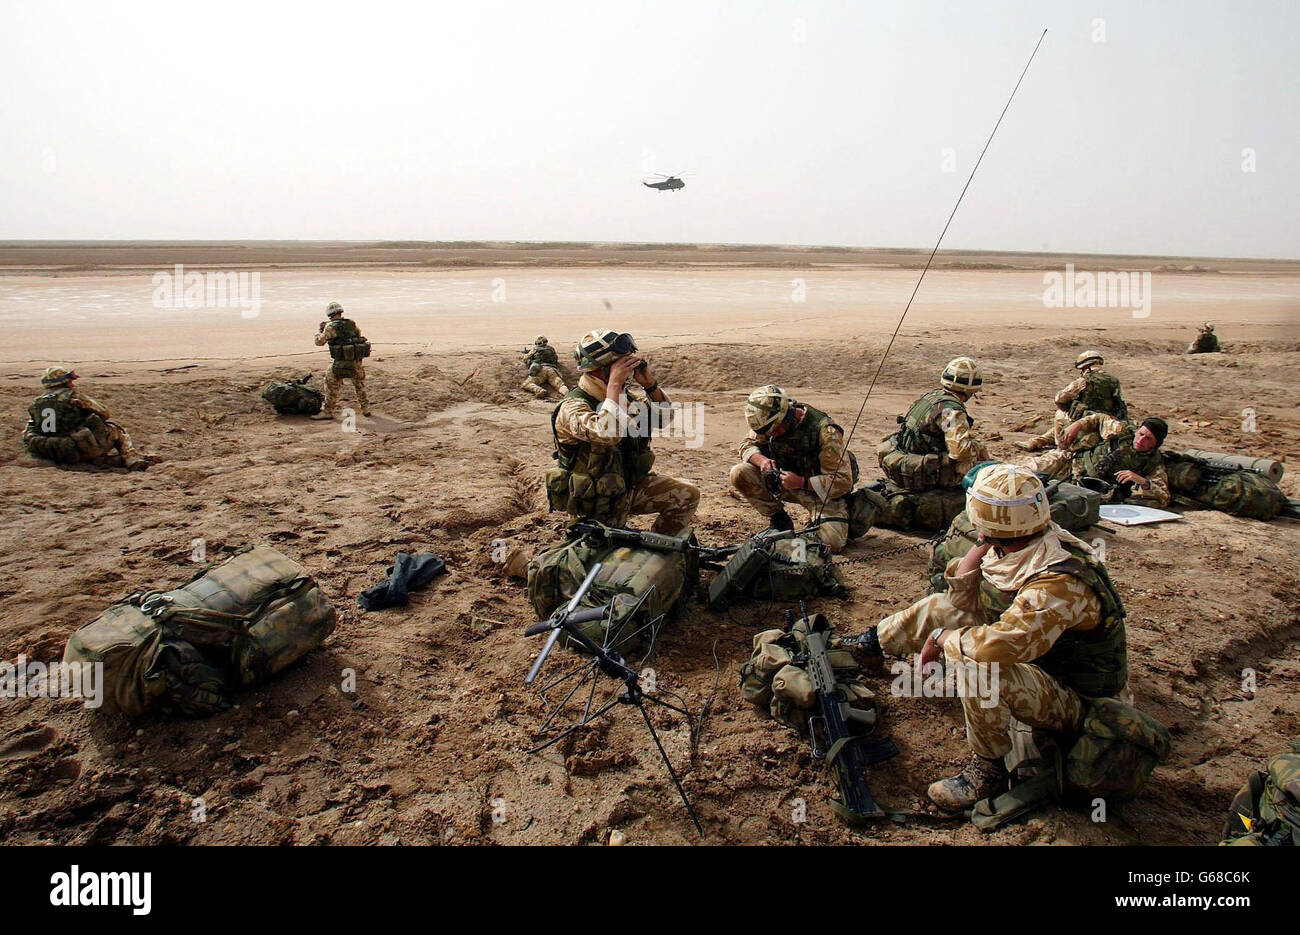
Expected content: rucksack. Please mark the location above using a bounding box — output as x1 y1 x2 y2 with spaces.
1221 744 1300 846
261 374 324 415
972 697 1171 831
526 524 694 654
1189 471 1285 520
870 481 968 532
62 545 336 716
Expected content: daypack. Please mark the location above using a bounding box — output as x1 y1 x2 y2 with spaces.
1221 744 1300 846
261 374 324 415
738 617 878 735
973 697 1170 831
1064 697 1171 799
1180 470 1285 520
527 525 694 653
63 545 336 716
869 481 967 532
707 530 846 610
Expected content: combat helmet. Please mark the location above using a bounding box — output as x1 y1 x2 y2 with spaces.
940 357 983 395
534 335 549 346
1203 322 1215 332
574 329 637 372
1074 350 1104 370
326 302 344 317
745 384 795 434
966 464 1051 540
41 366 78 388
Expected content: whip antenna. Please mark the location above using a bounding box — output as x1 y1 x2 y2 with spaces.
815 29 1047 522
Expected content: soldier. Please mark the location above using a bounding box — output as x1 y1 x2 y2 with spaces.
545 329 699 535
1027 414 1171 507
22 366 148 469
521 335 569 399
729 384 858 552
852 465 1128 809
1018 350 1128 452
1187 322 1220 354
312 302 372 420
877 356 990 492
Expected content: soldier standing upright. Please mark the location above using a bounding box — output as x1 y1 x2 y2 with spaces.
312 302 372 420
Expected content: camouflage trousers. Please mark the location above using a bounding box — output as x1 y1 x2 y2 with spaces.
729 461 849 552
877 594 1084 760
102 422 143 466
1025 447 1073 481
1024 410 1073 450
522 366 568 399
609 473 701 536
324 365 370 415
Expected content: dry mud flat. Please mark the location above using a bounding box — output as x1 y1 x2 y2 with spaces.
0 327 1297 846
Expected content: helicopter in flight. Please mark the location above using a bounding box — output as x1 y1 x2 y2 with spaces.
642 172 686 192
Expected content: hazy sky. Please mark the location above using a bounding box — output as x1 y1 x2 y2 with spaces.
2 0 1296 257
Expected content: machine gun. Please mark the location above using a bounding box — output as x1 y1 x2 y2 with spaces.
788 604 898 824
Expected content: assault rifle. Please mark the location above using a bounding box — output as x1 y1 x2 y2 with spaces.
787 604 898 824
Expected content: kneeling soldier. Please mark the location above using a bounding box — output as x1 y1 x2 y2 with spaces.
853 465 1128 810
729 384 857 552
545 329 699 535
521 335 569 399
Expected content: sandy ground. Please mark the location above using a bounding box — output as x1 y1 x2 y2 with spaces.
0 244 1297 845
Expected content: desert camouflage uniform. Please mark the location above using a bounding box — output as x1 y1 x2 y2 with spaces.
25 387 144 467
1023 372 1115 450
315 320 370 416
877 543 1114 759
1188 330 1220 354
1027 412 1170 507
522 366 568 399
730 416 854 552
553 373 699 534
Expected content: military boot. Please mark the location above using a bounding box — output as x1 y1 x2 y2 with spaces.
1015 432 1054 452
769 509 794 532
927 754 1009 811
310 411 335 421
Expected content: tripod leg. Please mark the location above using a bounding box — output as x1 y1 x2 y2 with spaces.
637 701 704 836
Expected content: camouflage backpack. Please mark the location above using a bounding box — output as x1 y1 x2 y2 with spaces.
63 545 337 716
1221 744 1300 846
1063 697 1171 800
738 616 877 734
261 374 324 415
1167 460 1286 520
869 480 967 532
527 524 694 654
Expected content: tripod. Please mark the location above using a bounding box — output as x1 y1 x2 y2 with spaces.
524 564 704 836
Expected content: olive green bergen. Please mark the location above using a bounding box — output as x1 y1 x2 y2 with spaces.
527 528 692 652
22 388 114 463
261 377 324 415
326 318 371 377
546 387 655 523
63 546 336 715
1165 454 1286 519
